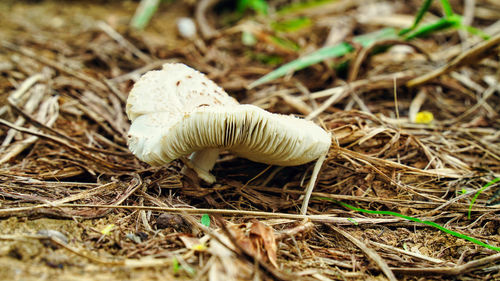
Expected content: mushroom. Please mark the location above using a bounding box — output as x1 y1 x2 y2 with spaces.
126 63 331 214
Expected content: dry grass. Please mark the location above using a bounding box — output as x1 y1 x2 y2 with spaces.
0 0 499 280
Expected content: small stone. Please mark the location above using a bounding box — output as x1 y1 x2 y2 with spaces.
156 214 186 230
177 17 197 39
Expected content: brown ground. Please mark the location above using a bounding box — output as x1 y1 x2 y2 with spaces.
0 0 499 280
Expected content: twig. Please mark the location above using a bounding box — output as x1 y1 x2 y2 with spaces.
195 0 220 39
0 203 404 225
408 88 428 122
110 59 176 83
100 75 127 103
306 71 415 120
348 39 431 82
300 153 327 215
338 147 465 179
2 84 46 148
97 21 152 63
1 40 107 91
407 33 500 87
326 224 398 281
391 253 500 275
442 84 497 125
249 185 494 211
0 96 59 164
0 73 44 118
8 101 130 156
0 118 132 170
369 240 452 265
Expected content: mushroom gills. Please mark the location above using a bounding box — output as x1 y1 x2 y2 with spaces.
161 105 331 167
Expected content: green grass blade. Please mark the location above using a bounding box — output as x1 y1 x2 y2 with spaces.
468 177 500 219
172 257 180 274
237 0 269 15
403 16 461 40
315 197 500 252
399 0 433 36
249 42 351 88
249 28 397 88
271 17 312 33
461 25 491 40
277 0 332 15
439 0 454 17
130 0 160 30
270 35 300 52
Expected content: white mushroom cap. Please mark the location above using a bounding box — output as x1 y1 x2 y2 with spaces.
126 63 237 122
126 63 331 183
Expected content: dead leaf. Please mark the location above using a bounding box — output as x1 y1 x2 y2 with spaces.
179 235 207 252
249 220 278 268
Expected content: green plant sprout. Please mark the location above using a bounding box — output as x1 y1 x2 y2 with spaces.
347 218 359 225
249 28 397 88
130 0 161 30
276 0 332 15
201 214 211 227
271 17 312 33
131 0 267 30
250 0 491 87
468 177 500 219
172 256 196 276
399 0 489 40
172 257 180 274
315 197 500 252
237 0 268 15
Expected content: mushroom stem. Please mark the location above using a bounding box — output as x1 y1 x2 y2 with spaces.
189 148 220 184
300 152 327 215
